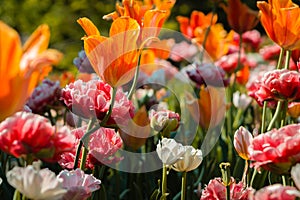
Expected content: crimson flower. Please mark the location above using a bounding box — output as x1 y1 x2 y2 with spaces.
215 52 248 74
200 177 253 200
0 112 74 162
61 79 134 126
249 124 300 174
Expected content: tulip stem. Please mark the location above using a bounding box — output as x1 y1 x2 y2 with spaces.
282 175 286 186
128 53 141 100
284 50 291 70
13 190 21 200
161 164 168 199
276 48 285 69
101 87 117 126
261 101 267 133
242 160 249 187
267 101 283 131
181 171 187 200
226 185 230 200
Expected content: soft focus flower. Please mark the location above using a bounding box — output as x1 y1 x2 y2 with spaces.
194 24 234 61
149 109 180 137
291 163 300 190
250 69 300 103
215 52 248 74
61 79 134 125
77 17 139 87
119 106 151 150
221 0 259 34
234 126 253 160
73 50 95 74
249 123 300 174
156 138 185 165
239 30 262 51
0 112 74 162
0 21 62 121
250 184 300 200
257 0 300 50
200 177 252 200
171 145 202 172
288 102 300 118
26 79 61 114
169 41 198 62
185 63 229 87
233 91 252 110
259 44 281 61
186 86 226 130
59 126 123 169
7 165 66 200
176 11 217 39
58 169 101 200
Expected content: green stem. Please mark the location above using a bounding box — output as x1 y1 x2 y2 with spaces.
276 48 285 69
13 190 21 200
250 169 257 188
79 146 88 170
199 7 216 63
161 164 168 199
181 172 187 200
100 87 117 126
267 101 283 131
74 118 95 170
261 101 267 134
242 160 249 187
282 175 286 186
280 100 288 127
226 185 230 200
284 50 291 70
128 54 142 100
226 87 233 136
232 109 244 130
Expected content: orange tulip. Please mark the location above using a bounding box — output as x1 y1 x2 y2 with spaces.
78 17 140 87
177 11 217 39
194 24 234 61
222 0 259 34
257 0 300 50
186 86 226 130
0 21 62 121
103 0 170 44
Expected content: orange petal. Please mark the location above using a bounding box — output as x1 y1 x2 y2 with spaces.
77 17 100 36
109 16 140 37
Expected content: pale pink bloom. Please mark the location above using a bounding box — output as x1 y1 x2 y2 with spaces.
291 163 300 190
249 124 300 174
0 112 74 162
200 177 252 200
233 91 252 110
149 109 180 133
171 145 202 172
259 44 281 61
234 126 253 160
169 41 198 62
59 126 123 169
7 165 66 200
250 184 300 200
215 52 248 74
58 169 101 200
61 79 134 125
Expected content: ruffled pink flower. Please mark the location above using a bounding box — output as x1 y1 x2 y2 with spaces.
249 124 300 174
58 169 101 200
250 184 300 200
59 126 123 169
251 69 300 103
169 41 198 62
61 79 134 126
0 112 74 162
200 177 252 200
149 109 180 133
215 52 248 74
233 30 262 51
260 44 281 61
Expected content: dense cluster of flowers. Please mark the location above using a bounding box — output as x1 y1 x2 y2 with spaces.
1 0 300 199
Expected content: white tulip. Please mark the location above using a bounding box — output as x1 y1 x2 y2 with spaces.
172 146 203 172
156 138 185 165
233 91 252 110
291 163 300 190
6 165 66 200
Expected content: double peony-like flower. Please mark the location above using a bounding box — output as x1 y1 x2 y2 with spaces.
61 79 134 126
0 112 74 162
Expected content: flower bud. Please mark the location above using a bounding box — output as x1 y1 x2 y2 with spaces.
219 162 231 186
234 126 253 160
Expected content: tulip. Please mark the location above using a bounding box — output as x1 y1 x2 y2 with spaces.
156 138 185 165
222 0 259 34
6 165 67 200
257 0 300 50
287 102 300 118
0 21 62 121
291 163 300 190
233 92 252 110
172 145 202 172
234 126 253 160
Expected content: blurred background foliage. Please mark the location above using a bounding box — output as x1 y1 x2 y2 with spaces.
0 0 260 73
